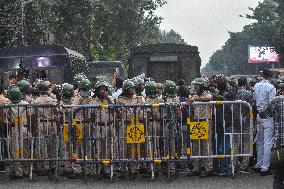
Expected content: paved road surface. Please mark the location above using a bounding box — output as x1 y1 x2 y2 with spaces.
0 173 273 189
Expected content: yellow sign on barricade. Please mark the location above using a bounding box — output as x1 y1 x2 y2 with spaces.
63 124 69 142
126 124 145 144
13 116 24 126
189 122 209 140
72 119 83 141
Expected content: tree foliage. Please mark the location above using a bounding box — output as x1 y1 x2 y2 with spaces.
203 0 284 75
0 0 168 61
158 29 187 44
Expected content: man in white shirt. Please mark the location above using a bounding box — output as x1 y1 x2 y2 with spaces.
253 68 276 176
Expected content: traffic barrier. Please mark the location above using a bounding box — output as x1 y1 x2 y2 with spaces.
0 100 253 180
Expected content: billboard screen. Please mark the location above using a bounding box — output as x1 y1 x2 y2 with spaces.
248 46 279 63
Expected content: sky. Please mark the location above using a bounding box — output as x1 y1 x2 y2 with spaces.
156 0 263 67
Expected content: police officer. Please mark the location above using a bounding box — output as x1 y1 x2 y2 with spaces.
72 73 87 105
116 80 145 180
163 80 179 103
135 78 146 97
92 81 114 178
75 78 94 176
144 81 164 177
162 80 179 176
189 78 214 178
17 79 32 103
59 83 82 178
31 81 57 176
7 85 29 179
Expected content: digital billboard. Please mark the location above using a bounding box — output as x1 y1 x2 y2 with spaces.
248 46 279 63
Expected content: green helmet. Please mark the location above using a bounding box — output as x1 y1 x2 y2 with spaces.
95 80 109 89
17 80 30 94
36 81 50 92
135 78 144 85
123 80 135 90
73 73 87 85
79 78 91 90
56 84 62 92
7 85 22 103
194 78 208 86
164 80 176 96
62 83 74 98
145 81 157 95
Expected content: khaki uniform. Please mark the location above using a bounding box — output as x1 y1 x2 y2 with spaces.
31 94 58 172
116 95 145 174
60 98 82 174
91 96 114 175
8 100 29 177
145 97 164 159
72 90 81 105
72 96 93 174
24 95 33 104
189 91 213 172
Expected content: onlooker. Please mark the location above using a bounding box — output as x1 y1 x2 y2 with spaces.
260 93 284 188
253 68 276 176
234 77 255 173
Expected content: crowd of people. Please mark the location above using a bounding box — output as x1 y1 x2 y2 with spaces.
0 68 283 188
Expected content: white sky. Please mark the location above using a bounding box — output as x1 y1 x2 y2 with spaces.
156 0 263 67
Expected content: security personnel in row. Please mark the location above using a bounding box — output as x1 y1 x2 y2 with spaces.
189 78 214 178
7 85 29 179
92 81 114 178
31 81 58 176
116 80 145 180
17 79 32 104
143 81 164 177
60 83 83 178
135 78 146 97
162 80 179 176
73 73 88 105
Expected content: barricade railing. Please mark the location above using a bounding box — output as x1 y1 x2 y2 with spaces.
0 101 253 180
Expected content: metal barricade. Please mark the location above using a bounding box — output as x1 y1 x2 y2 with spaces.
0 100 253 180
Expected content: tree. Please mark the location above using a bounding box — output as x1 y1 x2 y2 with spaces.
0 0 22 48
158 29 187 44
203 0 284 75
0 0 169 62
